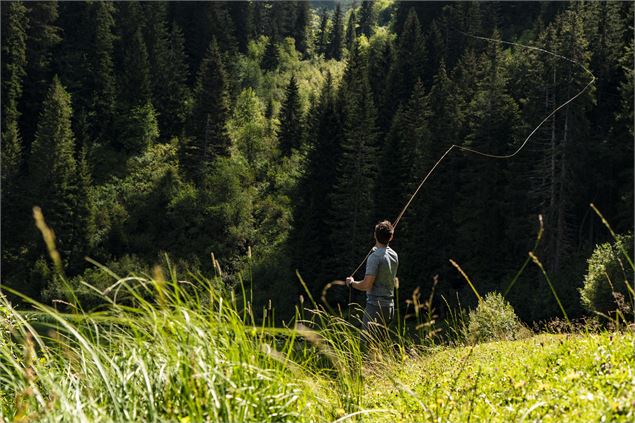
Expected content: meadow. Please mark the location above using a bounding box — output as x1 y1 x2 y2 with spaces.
1 260 633 422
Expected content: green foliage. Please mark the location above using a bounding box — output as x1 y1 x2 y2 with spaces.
1 0 29 127
185 39 231 182
327 3 344 60
278 75 304 156
467 292 528 343
119 103 160 154
580 234 634 317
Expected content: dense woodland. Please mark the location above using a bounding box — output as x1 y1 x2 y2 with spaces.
1 1 633 322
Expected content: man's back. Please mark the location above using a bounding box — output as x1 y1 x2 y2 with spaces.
366 246 398 304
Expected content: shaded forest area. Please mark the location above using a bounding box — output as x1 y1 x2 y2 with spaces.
1 1 633 322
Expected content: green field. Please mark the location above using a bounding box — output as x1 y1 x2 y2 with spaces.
1 275 633 422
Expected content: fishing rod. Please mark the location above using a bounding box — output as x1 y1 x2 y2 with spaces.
345 29 596 305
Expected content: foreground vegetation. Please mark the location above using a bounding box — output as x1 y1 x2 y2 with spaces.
1 264 632 422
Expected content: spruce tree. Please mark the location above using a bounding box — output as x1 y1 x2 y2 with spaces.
28 77 81 270
20 1 62 146
316 10 329 57
278 75 304 156
293 1 310 56
185 39 231 183
345 9 357 53
329 42 378 277
119 28 152 109
327 3 344 60
290 72 343 293
384 8 426 123
359 1 375 37
454 30 523 290
157 23 191 140
1 0 28 174
261 36 279 71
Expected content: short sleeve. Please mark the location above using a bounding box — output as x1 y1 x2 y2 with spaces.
365 254 379 276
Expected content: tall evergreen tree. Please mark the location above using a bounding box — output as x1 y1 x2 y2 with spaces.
28 77 87 273
316 10 329 57
293 1 310 56
454 30 523 291
345 9 357 53
1 1 29 272
359 1 375 37
278 75 304 156
19 1 62 146
383 8 426 124
119 28 152 109
327 3 344 60
185 39 231 183
261 36 279 71
329 42 378 277
291 72 343 293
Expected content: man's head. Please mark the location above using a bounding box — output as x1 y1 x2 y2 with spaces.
374 220 394 245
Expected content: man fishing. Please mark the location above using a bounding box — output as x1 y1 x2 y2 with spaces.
346 220 398 340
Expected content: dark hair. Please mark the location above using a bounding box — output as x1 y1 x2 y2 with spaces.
374 220 394 245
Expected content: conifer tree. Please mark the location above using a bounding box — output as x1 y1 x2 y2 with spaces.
156 23 191 140
185 39 231 183
262 36 279 71
1 0 28 174
28 77 81 269
316 10 329 56
291 72 343 292
278 75 304 156
124 29 152 108
293 1 310 56
329 42 378 276
143 2 170 102
345 9 357 53
454 30 523 288
20 1 62 146
359 1 375 37
384 8 426 122
327 3 344 60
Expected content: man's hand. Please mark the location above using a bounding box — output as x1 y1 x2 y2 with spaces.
345 276 354 287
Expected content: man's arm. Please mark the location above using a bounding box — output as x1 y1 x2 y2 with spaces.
346 275 376 291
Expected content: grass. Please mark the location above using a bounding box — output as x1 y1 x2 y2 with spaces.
364 333 635 422
1 267 633 422
1 207 632 421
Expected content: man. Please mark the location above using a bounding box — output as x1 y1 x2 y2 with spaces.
346 220 398 340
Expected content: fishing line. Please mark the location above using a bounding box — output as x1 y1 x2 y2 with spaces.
347 30 596 279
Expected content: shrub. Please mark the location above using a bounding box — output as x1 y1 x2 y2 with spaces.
467 292 528 343
579 234 633 318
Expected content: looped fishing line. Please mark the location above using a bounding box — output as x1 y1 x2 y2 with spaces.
347 30 596 279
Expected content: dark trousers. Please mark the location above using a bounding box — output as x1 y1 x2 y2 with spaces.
361 301 394 346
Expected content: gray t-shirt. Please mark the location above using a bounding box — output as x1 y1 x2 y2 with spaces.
365 246 398 305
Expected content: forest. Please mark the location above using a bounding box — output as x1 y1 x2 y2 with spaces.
1 1 633 322
1 1 634 421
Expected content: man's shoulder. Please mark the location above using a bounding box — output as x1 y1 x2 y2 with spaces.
387 246 398 259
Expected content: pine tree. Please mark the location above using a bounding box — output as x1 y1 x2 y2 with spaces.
345 9 357 53
1 0 28 173
228 1 255 53
383 8 426 123
359 1 375 37
156 23 191 140
261 36 279 71
316 10 329 57
143 2 170 103
119 28 152 109
19 1 62 146
329 42 378 277
290 72 343 292
327 3 344 60
185 39 231 183
28 77 81 269
278 75 304 156
454 30 523 290
293 1 310 56
1 1 29 131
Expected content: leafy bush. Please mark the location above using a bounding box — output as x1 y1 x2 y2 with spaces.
579 234 633 317
467 292 528 343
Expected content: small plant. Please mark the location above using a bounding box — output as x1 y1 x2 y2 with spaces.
467 292 528 343
579 234 634 320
